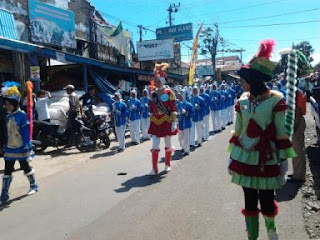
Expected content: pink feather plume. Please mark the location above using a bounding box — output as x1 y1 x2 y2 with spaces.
256 39 276 59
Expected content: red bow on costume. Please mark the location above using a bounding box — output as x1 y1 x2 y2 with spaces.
246 119 276 172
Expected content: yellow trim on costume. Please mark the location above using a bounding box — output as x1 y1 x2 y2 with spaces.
4 151 33 159
151 115 170 125
231 131 240 137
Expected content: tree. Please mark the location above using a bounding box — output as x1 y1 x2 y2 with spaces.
199 25 225 81
275 41 314 76
314 62 320 72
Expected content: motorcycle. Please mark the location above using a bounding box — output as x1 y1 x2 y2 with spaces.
83 103 111 149
32 117 96 153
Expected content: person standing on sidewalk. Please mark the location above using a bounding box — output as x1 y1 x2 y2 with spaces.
140 88 151 141
148 63 178 175
287 87 307 183
128 89 141 145
177 89 194 156
35 89 51 122
112 92 127 152
228 40 296 240
0 82 39 205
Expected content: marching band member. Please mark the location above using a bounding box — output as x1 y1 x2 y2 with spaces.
190 86 205 148
148 63 178 175
128 89 141 145
140 88 151 140
210 84 222 133
226 82 237 124
200 86 211 140
219 84 228 130
177 89 194 156
113 92 127 152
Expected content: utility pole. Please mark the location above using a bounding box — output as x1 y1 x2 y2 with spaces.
167 3 180 26
138 25 145 41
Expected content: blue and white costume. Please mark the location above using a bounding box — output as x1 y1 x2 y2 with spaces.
113 92 127 151
128 89 141 144
219 85 229 129
226 83 236 124
210 84 222 132
200 86 211 140
140 89 151 140
190 86 205 147
177 90 194 155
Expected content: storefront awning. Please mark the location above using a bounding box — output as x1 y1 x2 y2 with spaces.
0 37 184 79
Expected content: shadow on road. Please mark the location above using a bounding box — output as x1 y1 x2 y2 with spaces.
306 145 320 198
159 150 183 163
0 194 29 212
275 182 301 202
114 172 167 193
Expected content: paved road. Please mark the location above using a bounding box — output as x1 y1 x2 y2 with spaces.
0 124 309 240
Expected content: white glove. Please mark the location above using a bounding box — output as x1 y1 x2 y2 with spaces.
182 108 187 114
144 104 148 108
228 158 233 175
116 110 121 116
195 103 199 110
131 105 136 110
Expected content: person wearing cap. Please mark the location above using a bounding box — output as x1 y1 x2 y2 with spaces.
190 86 205 148
148 63 178 175
209 83 222 133
140 88 151 141
226 82 236 125
64 84 82 147
228 40 296 240
219 84 229 130
128 89 141 145
112 92 127 152
0 82 39 205
199 86 211 140
177 89 194 156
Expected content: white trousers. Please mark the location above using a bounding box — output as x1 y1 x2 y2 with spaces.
115 125 126 149
190 121 203 146
229 105 234 123
152 135 172 149
221 109 228 128
178 128 190 153
211 110 221 132
203 114 210 140
129 119 140 143
141 117 150 139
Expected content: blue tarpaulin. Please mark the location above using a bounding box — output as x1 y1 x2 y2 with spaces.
89 69 116 95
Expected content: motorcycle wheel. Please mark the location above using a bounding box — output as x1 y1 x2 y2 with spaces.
101 131 111 149
32 131 48 152
75 130 96 152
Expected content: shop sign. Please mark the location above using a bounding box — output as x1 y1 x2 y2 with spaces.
137 39 174 61
156 23 193 42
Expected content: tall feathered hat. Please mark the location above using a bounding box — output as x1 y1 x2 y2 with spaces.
238 39 276 81
1 81 21 102
154 63 169 84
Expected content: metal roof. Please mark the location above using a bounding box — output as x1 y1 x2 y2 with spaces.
0 9 18 40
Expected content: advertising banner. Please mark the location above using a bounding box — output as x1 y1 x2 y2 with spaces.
29 0 76 48
30 66 40 81
196 65 214 76
156 23 193 42
137 39 174 61
188 24 203 85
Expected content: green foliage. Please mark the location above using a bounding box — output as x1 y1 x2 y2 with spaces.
314 62 320 72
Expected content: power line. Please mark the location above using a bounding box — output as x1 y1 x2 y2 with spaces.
211 7 320 25
220 19 320 28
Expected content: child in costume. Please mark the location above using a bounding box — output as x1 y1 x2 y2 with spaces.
228 40 296 240
148 63 178 175
209 83 222 133
128 89 141 145
112 92 127 152
177 89 194 156
140 88 151 141
199 86 211 141
0 82 39 205
190 86 205 148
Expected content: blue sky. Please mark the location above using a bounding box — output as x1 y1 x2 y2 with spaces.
90 0 320 65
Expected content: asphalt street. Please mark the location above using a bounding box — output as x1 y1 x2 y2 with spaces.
0 123 309 240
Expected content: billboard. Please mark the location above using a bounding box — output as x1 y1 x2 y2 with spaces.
29 0 76 48
174 43 181 61
156 23 193 42
196 65 214 76
137 39 174 61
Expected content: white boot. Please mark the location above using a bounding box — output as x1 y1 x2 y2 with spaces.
165 165 171 172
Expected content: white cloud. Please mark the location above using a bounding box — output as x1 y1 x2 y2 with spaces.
311 53 320 66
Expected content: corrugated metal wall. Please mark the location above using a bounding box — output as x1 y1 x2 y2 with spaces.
0 9 18 40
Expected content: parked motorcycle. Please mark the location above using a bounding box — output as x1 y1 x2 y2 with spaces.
32 118 96 153
83 103 111 149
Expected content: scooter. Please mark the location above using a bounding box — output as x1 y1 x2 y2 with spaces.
32 118 96 153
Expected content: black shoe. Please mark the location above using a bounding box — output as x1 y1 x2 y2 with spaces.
287 174 293 178
287 178 305 184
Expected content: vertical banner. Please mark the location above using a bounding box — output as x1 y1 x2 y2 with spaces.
188 24 203 85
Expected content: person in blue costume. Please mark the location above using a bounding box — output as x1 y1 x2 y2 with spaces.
128 89 141 144
190 86 205 148
209 84 222 133
177 89 194 156
226 82 237 124
219 84 228 130
140 88 151 141
200 86 211 140
112 92 127 152
0 82 39 205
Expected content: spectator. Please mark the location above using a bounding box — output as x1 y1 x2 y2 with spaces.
35 89 51 122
